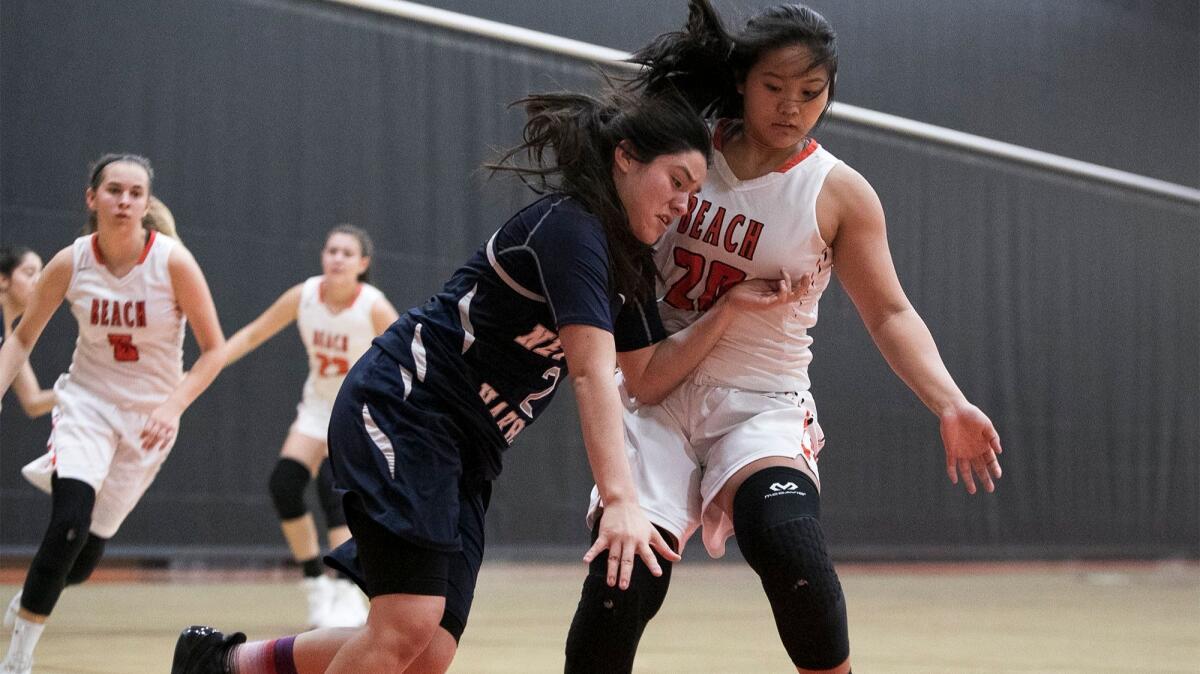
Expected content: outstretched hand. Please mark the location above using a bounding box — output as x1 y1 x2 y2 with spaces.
722 269 813 312
583 501 680 590
940 403 1003 494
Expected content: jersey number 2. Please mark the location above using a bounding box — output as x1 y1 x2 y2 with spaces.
107 334 140 362
662 247 747 312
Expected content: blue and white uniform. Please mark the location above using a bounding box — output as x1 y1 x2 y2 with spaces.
325 195 663 634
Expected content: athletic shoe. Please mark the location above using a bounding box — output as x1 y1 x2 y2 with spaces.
171 625 245 674
1 592 18 629
301 575 335 628
320 578 368 628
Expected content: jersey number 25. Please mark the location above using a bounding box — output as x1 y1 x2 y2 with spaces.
663 247 747 312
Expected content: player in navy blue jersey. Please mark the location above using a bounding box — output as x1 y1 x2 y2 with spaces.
172 88 808 674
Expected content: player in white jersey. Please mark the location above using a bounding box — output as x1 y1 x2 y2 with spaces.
0 155 225 674
220 224 399 628
0 246 55 418
567 4 1006 673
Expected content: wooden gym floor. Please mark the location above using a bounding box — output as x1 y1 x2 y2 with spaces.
0 560 1196 673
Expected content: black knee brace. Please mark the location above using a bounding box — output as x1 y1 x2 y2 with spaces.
268 458 311 521
22 476 95 616
733 467 848 671
563 524 676 674
315 459 347 528
65 534 108 585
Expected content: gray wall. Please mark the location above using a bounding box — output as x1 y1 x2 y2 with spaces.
420 0 1200 189
1 0 1196 561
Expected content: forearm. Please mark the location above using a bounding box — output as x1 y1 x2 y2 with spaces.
867 307 968 416
0 334 34 398
572 371 639 506
161 347 226 414
13 365 55 417
633 302 737 404
222 329 260 366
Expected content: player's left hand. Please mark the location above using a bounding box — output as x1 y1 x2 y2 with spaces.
142 404 181 451
940 402 1003 494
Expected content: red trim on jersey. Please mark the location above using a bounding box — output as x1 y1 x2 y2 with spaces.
712 119 821 173
91 229 157 266
91 234 104 264
137 229 157 264
773 139 820 173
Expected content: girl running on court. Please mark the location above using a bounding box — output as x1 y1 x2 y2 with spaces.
565 3 1004 673
220 224 399 629
0 155 226 674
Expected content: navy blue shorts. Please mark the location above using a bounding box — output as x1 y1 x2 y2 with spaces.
323 346 493 641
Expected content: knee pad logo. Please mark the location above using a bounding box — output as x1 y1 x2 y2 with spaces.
769 482 806 495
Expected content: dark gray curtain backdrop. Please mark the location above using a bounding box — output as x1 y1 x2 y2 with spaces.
1 0 1196 560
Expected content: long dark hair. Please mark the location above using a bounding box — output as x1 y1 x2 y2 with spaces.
489 89 711 298
0 245 33 280
629 0 838 124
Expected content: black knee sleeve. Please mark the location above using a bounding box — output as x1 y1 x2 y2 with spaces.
65 534 108 585
315 459 347 528
22 476 95 616
564 524 675 674
268 458 311 521
733 467 848 670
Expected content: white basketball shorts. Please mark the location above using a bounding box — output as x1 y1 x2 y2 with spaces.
22 377 175 538
588 370 825 558
290 396 333 442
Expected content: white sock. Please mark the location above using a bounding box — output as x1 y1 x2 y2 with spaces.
3 616 45 665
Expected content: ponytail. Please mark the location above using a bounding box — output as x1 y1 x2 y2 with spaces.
628 0 839 122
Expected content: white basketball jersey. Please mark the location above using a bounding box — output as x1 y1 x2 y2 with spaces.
296 276 382 408
61 231 185 412
656 132 841 393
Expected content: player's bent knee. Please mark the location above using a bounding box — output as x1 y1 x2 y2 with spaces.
363 595 446 664
733 467 849 671
564 526 674 674
269 457 312 520
65 534 108 585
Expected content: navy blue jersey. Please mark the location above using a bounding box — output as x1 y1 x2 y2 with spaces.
373 195 665 480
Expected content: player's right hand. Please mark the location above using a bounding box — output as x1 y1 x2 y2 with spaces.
721 269 813 312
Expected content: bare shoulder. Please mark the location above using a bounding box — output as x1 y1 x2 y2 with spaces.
41 246 77 285
166 239 199 270
820 162 885 243
825 162 881 208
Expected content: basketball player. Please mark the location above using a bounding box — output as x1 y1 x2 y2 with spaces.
0 246 54 418
565 3 1005 673
221 224 398 628
172 88 808 674
0 155 225 674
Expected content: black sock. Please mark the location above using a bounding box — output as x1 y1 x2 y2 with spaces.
300 557 323 578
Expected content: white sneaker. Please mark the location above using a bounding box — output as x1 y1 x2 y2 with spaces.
2 592 18 629
301 576 335 629
0 654 32 674
320 579 368 628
